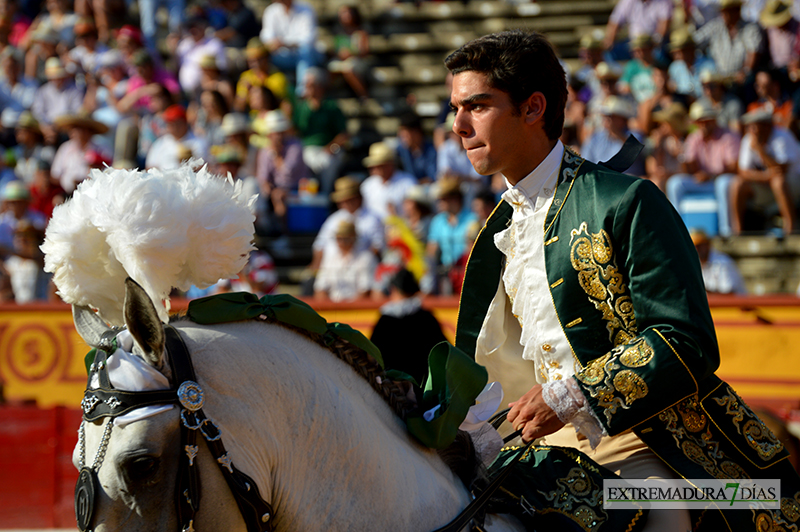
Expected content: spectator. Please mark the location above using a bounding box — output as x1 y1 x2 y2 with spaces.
370 267 447 384
235 38 288 111
210 143 259 203
581 96 644 175
314 219 377 302
748 68 794 130
11 111 54 184
120 50 180 116
573 33 606 99
584 62 626 141
145 104 208 170
619 34 658 104
399 185 432 242
30 57 84 143
667 28 715 100
759 0 797 69
447 219 481 297
667 100 741 236
138 0 183 56
426 178 477 295
27 159 63 218
66 18 106 75
114 24 144 66
691 229 747 294
645 102 689 193
292 67 348 194
174 16 227 96
25 0 78 48
312 175 383 269
0 47 36 112
189 88 228 146
83 50 129 128
236 249 279 296
214 0 260 49
698 69 744 133
327 4 370 100
396 112 436 183
136 83 173 164
636 61 687 135
247 84 280 122
0 0 31 48
259 0 322 95
22 26 58 82
471 187 496 227
0 180 46 253
604 0 673 57
193 54 234 109
731 107 800 235
254 109 309 233
694 0 764 80
437 112 483 185
4 219 48 302
50 112 109 194
360 141 416 220
219 112 258 178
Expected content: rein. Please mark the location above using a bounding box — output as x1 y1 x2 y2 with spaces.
75 325 274 532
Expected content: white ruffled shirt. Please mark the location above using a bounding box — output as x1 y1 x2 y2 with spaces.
481 141 605 447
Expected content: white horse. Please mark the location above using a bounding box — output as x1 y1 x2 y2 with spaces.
73 280 525 532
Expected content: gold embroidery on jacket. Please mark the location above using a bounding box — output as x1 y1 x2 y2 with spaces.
576 344 648 424
569 222 637 346
537 467 607 532
658 397 751 479
752 492 800 532
619 337 654 368
712 386 784 461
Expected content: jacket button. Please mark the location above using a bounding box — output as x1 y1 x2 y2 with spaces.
542 343 552 352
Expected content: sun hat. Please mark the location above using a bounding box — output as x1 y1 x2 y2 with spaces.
2 181 30 201
741 106 775 125
436 178 462 199
600 96 636 119
245 37 268 60
580 33 603 50
54 112 110 134
220 113 251 136
199 54 220 71
719 0 743 9
688 101 718 122
629 34 654 50
595 62 622 81
44 57 68 80
362 142 396 168
163 105 187 123
669 28 695 51
211 143 244 164
15 111 40 133
330 176 361 203
335 219 357 238
760 0 793 28
264 110 291 134
652 102 689 134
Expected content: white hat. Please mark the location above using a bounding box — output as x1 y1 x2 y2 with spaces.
600 96 635 119
264 110 291 134
689 101 718 121
220 113 251 136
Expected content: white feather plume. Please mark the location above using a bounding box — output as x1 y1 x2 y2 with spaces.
41 162 256 325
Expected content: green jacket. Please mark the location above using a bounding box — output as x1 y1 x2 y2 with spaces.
455 147 800 530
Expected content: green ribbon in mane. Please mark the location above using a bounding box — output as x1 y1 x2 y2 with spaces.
187 292 487 449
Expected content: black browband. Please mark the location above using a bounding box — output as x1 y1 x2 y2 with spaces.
75 325 274 532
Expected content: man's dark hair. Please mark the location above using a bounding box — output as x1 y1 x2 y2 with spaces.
444 30 568 141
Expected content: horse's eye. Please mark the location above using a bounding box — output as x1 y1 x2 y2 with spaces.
124 456 160 484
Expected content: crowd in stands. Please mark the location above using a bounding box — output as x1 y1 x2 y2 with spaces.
0 0 799 304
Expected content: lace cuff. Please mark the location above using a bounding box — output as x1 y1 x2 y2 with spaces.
542 378 606 449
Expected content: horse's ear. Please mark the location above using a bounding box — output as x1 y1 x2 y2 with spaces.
123 278 166 371
72 304 111 348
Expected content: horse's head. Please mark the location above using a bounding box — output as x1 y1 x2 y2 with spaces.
72 279 182 532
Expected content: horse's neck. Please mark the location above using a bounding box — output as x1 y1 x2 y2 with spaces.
179 321 472 532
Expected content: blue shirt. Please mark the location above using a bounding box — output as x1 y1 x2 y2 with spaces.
428 209 477 267
397 141 437 181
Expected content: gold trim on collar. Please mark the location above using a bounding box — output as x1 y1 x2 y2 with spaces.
545 236 559 246
550 278 564 289
566 317 582 328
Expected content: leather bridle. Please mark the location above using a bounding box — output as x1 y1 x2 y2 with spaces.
75 325 274 532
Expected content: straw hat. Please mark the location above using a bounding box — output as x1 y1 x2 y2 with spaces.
580 33 603 50
220 113 251 136
436 178 462 199
15 111 40 133
600 96 636 119
741 106 775 125
335 219 357 238
653 102 689 134
245 37 268 60
629 34 654 50
668 28 695 51
699 69 724 85
2 181 30 201
719 0 743 9
362 142 396 168
688 101 718 122
54 112 109 134
199 54 220 71
264 110 291 134
760 0 793 28
595 62 621 81
330 176 361 203
44 57 67 80
211 143 244 164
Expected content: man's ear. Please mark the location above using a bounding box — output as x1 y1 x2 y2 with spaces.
522 92 547 126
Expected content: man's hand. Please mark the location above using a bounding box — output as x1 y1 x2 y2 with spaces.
506 384 565 442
